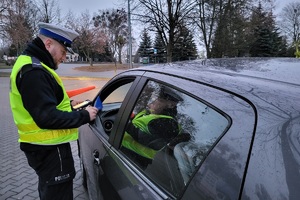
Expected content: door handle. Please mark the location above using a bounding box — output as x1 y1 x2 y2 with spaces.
93 150 100 166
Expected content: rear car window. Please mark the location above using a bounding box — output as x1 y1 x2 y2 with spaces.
120 80 229 197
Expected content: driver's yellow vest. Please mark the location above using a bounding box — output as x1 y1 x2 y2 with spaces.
9 56 78 145
122 110 176 159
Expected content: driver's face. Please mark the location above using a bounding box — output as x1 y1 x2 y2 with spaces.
148 98 174 114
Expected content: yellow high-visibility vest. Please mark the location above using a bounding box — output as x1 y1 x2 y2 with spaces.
122 110 177 159
9 56 78 145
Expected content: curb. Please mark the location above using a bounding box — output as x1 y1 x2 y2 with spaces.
60 76 111 81
0 72 10 77
0 72 112 81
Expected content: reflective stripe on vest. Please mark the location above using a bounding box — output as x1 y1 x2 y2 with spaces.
122 132 157 159
19 128 78 144
9 55 78 145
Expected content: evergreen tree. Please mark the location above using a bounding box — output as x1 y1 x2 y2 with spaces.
248 3 287 57
153 32 167 63
137 29 152 59
271 28 288 57
172 25 198 61
250 27 273 57
211 0 248 58
248 4 271 57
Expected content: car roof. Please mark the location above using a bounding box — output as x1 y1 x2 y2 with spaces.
126 57 299 113
129 57 299 93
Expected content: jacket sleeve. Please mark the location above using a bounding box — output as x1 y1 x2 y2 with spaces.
18 68 90 129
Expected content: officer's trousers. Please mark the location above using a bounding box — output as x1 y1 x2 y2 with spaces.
23 143 76 200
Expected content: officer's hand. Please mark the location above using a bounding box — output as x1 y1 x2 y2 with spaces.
71 100 83 107
85 106 98 121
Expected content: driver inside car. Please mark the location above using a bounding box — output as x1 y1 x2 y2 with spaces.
121 86 183 168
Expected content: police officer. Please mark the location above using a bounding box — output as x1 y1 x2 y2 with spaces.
9 22 98 200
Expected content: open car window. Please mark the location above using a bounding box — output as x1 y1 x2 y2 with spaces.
120 80 230 197
102 83 133 104
93 79 134 137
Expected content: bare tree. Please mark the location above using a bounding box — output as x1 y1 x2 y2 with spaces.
0 0 10 39
65 10 107 66
2 0 34 55
192 0 220 58
34 0 61 23
93 8 128 64
130 0 197 62
0 0 9 14
279 2 300 57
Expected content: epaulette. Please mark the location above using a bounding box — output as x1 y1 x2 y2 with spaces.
17 57 53 88
31 57 43 69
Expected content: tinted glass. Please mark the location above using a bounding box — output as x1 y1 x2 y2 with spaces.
120 80 229 197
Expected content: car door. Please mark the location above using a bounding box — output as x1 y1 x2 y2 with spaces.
104 72 255 199
78 71 145 199
80 70 255 200
89 76 171 200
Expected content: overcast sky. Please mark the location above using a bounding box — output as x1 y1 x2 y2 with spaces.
59 0 124 15
59 0 296 15
274 0 296 14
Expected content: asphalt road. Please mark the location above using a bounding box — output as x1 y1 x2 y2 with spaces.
0 64 122 200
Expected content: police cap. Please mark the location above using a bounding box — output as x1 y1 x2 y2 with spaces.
38 22 79 49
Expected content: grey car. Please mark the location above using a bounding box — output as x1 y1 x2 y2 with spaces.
78 58 300 200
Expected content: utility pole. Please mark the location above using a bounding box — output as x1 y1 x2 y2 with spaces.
294 9 300 58
128 0 133 68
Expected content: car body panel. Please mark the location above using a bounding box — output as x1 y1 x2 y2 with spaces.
78 58 300 200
